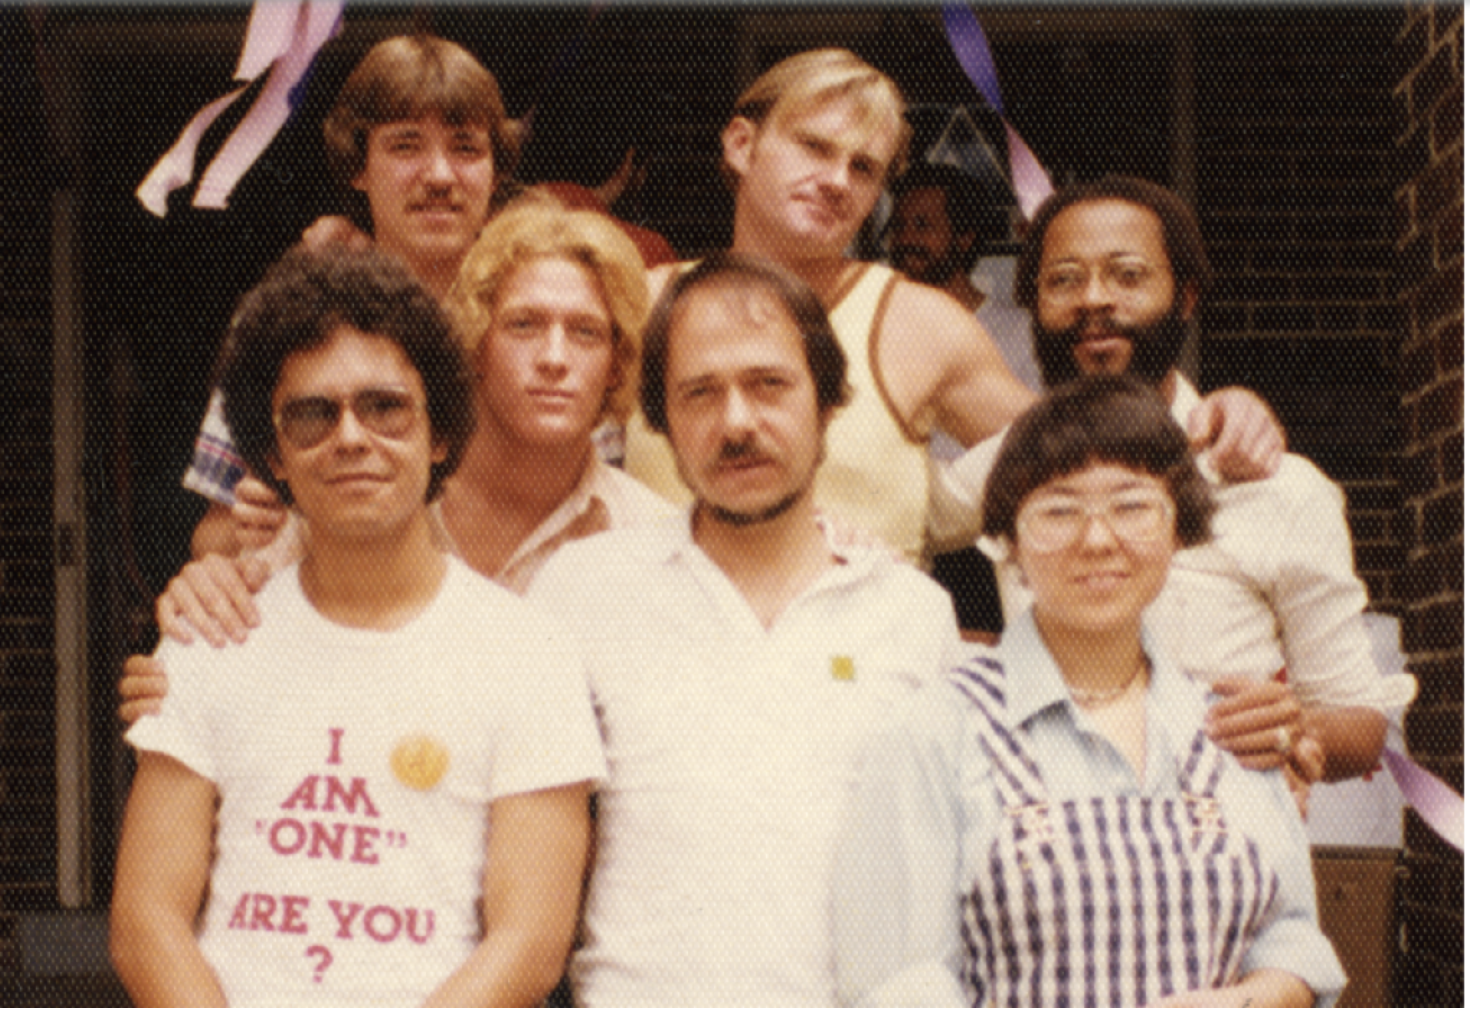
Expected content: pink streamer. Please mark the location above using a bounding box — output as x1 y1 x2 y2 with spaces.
135 1 342 217
136 85 250 217
195 2 342 209
1383 748 1464 851
236 1 303 80
1004 122 1053 221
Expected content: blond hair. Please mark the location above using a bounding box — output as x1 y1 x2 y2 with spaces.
730 48 910 182
448 194 650 422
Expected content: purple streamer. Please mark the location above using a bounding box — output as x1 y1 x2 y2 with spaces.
940 4 1054 218
941 5 1006 115
1383 748 1463 852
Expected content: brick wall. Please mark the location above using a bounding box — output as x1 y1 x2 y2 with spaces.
1391 1 1463 1004
0 9 59 969
1192 6 1405 605
0 1 1459 992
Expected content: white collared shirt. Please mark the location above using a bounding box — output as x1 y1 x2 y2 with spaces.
430 457 673 595
257 456 673 595
528 513 961 1006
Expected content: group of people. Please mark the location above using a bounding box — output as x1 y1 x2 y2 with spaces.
107 32 1404 1007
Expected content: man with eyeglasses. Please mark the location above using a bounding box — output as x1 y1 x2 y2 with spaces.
111 247 603 1006
945 174 1398 796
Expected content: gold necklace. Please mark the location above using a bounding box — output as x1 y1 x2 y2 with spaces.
1066 655 1148 706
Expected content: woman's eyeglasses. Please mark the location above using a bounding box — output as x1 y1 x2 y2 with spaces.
1017 489 1175 552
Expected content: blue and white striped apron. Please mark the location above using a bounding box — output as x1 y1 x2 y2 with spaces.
951 659 1279 1007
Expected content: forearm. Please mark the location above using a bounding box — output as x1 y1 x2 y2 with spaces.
1234 968 1315 1007
1154 968 1314 1007
111 899 226 1006
111 753 224 1005
424 785 591 1006
1304 704 1387 781
421 924 572 1007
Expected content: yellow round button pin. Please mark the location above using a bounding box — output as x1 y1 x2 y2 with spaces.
391 734 450 790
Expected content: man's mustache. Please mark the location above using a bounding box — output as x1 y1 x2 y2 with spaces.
1070 311 1127 338
718 437 770 463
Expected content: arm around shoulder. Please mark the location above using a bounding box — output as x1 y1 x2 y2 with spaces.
190 501 240 559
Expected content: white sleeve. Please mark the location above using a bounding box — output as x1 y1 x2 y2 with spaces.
124 640 218 782
926 431 1006 550
1270 468 1383 711
486 610 606 800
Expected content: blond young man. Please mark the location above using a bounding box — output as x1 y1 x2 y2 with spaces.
120 199 669 713
624 49 1283 562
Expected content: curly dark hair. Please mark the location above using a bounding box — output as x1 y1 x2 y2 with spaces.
638 252 851 435
980 374 1214 548
1012 174 1212 312
218 246 475 505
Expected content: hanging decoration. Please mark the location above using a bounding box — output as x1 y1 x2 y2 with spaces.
137 1 343 216
940 5 1053 219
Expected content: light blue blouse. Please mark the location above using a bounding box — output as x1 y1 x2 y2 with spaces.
832 608 1347 1007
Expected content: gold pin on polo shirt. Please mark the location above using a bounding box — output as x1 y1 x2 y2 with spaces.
830 655 856 681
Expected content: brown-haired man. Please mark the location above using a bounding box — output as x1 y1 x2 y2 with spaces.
529 253 960 1004
185 35 512 553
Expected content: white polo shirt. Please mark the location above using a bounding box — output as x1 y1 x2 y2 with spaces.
528 513 961 1006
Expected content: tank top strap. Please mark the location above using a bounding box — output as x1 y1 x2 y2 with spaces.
827 265 922 444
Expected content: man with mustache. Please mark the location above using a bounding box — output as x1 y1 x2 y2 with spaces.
624 49 1282 567
528 253 961 1005
947 174 1402 792
888 161 1039 391
185 35 515 558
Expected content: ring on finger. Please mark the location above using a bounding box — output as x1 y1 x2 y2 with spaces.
1274 726 1292 755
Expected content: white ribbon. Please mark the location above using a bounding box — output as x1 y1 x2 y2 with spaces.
136 1 343 217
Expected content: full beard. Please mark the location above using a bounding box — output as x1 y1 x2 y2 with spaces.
1032 304 1190 388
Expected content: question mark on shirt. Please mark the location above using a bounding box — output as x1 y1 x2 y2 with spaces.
306 944 333 982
